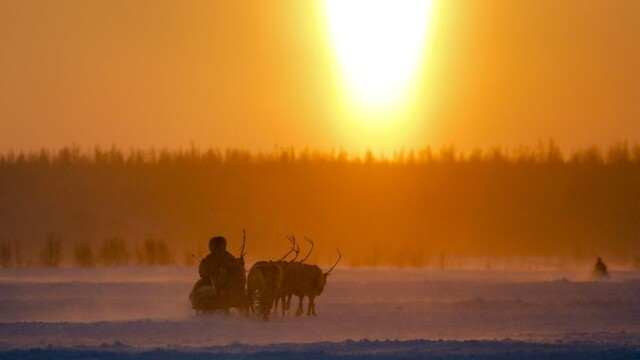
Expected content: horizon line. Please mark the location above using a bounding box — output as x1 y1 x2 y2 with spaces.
1 140 639 165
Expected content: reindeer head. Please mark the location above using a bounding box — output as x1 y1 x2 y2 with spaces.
319 249 342 293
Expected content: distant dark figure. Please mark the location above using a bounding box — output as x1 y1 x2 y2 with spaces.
592 257 610 279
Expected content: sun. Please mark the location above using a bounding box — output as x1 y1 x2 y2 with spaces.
325 0 434 120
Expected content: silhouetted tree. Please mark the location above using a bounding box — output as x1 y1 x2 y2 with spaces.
74 241 94 267
136 237 172 265
0 240 11 268
40 233 62 267
97 237 129 266
13 240 26 268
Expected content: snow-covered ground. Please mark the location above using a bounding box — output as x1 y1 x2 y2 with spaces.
0 267 639 359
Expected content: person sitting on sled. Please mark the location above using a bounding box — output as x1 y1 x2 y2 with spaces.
199 236 236 286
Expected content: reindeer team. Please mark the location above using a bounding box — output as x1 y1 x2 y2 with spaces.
247 235 341 320
192 232 341 321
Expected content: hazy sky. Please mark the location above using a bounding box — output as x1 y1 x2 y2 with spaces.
1 0 639 154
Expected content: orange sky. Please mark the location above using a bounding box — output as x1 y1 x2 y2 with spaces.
1 0 639 154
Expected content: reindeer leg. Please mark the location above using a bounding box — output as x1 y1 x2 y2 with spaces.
264 295 274 321
307 295 316 316
295 295 304 316
241 300 249 317
247 290 252 313
282 295 289 316
281 296 287 316
285 294 292 312
278 296 282 316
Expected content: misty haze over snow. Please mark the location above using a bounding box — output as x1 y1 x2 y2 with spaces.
0 267 639 359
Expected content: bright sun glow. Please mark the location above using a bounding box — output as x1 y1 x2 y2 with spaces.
325 0 433 118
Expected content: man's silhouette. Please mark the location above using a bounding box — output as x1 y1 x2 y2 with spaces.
189 236 237 310
593 257 610 279
199 236 235 283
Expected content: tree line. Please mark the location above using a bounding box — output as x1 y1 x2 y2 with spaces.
1 141 639 269
0 235 173 268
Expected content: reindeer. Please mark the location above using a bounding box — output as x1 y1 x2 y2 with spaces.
276 235 313 316
288 243 342 316
246 239 296 321
246 261 283 320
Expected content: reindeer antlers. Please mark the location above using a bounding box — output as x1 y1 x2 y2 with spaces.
324 249 342 275
280 234 297 261
299 236 315 263
279 235 339 271
239 229 247 258
291 243 301 261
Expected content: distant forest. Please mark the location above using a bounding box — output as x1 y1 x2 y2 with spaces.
1 141 639 269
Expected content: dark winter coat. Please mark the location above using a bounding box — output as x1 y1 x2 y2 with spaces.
199 250 236 281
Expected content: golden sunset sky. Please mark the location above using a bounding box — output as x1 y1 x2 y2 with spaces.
1 0 639 154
